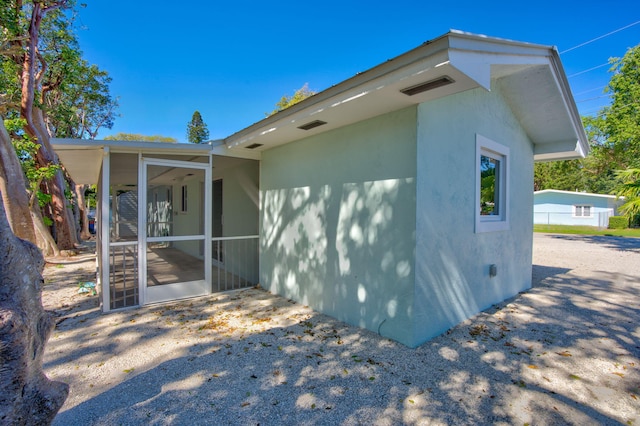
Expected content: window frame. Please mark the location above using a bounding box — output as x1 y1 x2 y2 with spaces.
475 134 510 233
573 204 593 218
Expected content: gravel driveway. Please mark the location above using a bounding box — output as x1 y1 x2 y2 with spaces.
43 233 640 425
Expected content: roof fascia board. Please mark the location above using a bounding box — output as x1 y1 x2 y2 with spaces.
547 48 590 157
52 138 212 155
225 51 453 148
448 30 555 57
224 36 453 147
211 144 261 160
534 189 618 199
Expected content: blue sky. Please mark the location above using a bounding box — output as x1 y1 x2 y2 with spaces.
74 1 640 142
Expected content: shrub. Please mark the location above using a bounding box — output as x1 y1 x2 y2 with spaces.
608 216 628 229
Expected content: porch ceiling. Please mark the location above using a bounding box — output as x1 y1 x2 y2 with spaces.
51 139 213 185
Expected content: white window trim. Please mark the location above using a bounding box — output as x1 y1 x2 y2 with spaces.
573 204 593 218
475 134 510 233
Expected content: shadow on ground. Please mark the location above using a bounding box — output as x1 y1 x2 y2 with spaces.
46 266 640 425
546 233 640 252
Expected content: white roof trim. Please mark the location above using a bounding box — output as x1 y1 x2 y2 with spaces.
534 189 621 199
224 30 589 161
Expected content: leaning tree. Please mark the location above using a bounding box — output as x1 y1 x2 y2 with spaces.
0 192 69 423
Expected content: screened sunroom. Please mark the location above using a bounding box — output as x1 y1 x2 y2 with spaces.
53 139 259 311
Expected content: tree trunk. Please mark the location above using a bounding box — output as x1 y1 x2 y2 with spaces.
0 119 58 256
31 200 60 258
75 183 91 240
32 110 78 250
0 194 69 424
0 119 37 243
19 1 77 251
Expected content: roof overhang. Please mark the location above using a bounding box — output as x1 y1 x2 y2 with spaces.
534 189 622 200
224 30 589 161
52 138 213 184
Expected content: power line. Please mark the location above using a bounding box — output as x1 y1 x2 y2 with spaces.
568 62 610 78
575 86 607 96
576 94 612 104
561 20 640 54
581 101 638 118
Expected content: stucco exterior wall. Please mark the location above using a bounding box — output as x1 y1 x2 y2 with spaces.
213 159 260 284
214 159 260 237
413 85 534 347
260 107 418 346
172 177 204 258
533 191 618 227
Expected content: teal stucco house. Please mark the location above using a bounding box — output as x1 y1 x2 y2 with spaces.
54 30 588 348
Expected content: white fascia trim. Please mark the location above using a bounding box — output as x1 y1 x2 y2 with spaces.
534 189 619 199
548 49 590 157
211 144 261 160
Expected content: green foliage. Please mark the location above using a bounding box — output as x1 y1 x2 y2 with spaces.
268 83 317 116
104 133 177 143
614 168 640 220
608 216 629 229
38 6 118 139
535 44 640 195
1 1 117 137
480 157 496 215
4 118 60 202
604 45 640 168
186 111 209 144
84 185 96 208
534 160 588 192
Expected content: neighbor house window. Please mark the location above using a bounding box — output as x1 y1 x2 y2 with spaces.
181 185 188 213
574 205 592 217
476 134 509 233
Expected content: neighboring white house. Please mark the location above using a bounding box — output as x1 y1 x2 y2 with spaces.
534 189 624 227
53 30 588 348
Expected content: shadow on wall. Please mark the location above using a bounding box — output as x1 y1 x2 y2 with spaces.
261 178 416 344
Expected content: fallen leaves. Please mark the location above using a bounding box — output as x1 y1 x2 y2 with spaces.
469 324 488 336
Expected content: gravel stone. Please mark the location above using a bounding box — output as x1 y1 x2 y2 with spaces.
43 233 640 425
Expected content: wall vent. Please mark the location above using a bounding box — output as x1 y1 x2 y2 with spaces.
297 120 327 131
400 76 454 96
246 143 263 149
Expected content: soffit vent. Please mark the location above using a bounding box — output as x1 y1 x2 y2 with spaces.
400 76 455 96
246 143 263 149
297 120 327 131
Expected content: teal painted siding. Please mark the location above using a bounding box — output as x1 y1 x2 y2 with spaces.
414 85 534 346
260 107 418 346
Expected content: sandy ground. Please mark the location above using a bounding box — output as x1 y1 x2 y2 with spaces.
41 233 640 425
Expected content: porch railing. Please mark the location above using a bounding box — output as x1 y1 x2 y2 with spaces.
106 235 259 309
109 241 139 309
212 235 259 292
